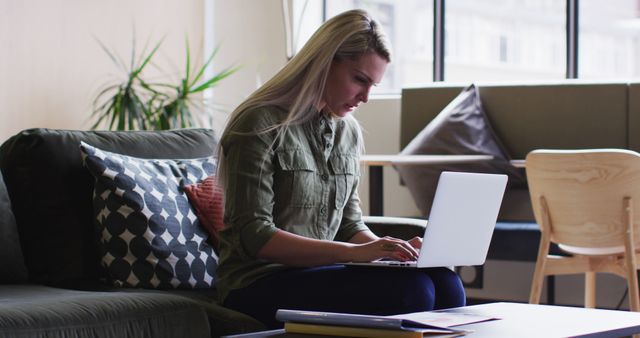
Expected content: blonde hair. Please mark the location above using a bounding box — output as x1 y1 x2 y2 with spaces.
221 9 390 142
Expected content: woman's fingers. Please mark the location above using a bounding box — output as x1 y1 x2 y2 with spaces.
350 237 420 263
379 238 418 261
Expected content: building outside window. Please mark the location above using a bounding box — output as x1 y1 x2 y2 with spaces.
292 0 640 93
444 0 565 82
579 0 640 79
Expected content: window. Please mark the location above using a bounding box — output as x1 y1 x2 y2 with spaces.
579 0 640 79
499 35 508 63
445 0 565 82
292 0 640 94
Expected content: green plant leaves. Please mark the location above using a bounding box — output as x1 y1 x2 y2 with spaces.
155 41 240 130
91 37 238 131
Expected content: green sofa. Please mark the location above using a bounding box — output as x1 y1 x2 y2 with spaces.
0 128 425 337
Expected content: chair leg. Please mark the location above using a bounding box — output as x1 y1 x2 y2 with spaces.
530 238 550 304
624 256 639 311
623 197 640 311
530 196 552 305
585 272 596 308
529 256 546 304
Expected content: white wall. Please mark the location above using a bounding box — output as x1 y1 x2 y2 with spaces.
210 0 288 135
0 0 205 140
0 0 416 215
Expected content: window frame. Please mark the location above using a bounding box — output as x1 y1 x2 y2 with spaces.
321 0 581 84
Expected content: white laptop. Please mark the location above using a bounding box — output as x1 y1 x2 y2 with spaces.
347 171 508 268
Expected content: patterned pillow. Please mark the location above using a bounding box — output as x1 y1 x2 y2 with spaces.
80 142 218 289
183 175 225 252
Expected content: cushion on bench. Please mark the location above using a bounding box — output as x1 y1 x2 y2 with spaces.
489 222 566 261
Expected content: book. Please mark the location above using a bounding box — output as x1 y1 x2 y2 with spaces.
277 308 497 337
275 309 488 334
284 322 466 338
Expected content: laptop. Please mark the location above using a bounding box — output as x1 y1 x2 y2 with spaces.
347 171 507 268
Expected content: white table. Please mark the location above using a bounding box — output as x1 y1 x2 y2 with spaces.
440 302 640 337
225 302 640 338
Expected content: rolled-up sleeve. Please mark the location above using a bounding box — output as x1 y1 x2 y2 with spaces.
222 110 281 259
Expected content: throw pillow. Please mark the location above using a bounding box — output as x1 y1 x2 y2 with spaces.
80 142 218 289
183 175 225 252
394 84 526 216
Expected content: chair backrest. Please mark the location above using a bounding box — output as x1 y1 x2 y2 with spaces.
526 149 640 248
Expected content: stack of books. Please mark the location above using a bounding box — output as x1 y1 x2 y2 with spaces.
276 309 496 337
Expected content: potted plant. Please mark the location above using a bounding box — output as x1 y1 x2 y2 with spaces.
91 38 238 131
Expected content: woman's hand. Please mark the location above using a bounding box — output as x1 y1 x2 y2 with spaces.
257 230 422 266
347 236 420 263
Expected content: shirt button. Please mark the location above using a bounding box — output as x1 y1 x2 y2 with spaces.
321 174 329 181
320 206 327 215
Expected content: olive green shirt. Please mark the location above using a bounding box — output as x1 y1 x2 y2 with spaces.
216 106 369 302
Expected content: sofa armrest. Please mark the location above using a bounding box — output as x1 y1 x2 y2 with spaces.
362 216 426 240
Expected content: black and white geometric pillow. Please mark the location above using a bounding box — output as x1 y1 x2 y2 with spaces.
80 142 218 289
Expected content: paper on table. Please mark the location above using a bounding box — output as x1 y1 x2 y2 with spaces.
388 310 498 327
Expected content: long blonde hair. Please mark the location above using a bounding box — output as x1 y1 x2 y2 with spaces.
221 9 390 142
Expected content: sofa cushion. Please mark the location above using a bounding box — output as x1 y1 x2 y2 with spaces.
0 285 210 338
184 175 225 252
0 171 28 283
0 128 217 287
81 142 218 289
394 84 525 217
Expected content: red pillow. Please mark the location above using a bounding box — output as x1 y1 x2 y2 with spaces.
184 175 225 252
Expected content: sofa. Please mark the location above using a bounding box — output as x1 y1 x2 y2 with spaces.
0 128 426 338
400 80 640 262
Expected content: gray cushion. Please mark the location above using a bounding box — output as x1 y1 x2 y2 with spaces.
0 285 210 338
0 171 28 283
394 84 525 217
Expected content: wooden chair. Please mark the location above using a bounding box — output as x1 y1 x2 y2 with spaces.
526 149 640 311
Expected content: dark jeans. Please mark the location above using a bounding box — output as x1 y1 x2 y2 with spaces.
223 264 466 329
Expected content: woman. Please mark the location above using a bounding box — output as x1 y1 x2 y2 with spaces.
216 9 465 329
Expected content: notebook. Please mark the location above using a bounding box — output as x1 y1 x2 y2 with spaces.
346 171 507 268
